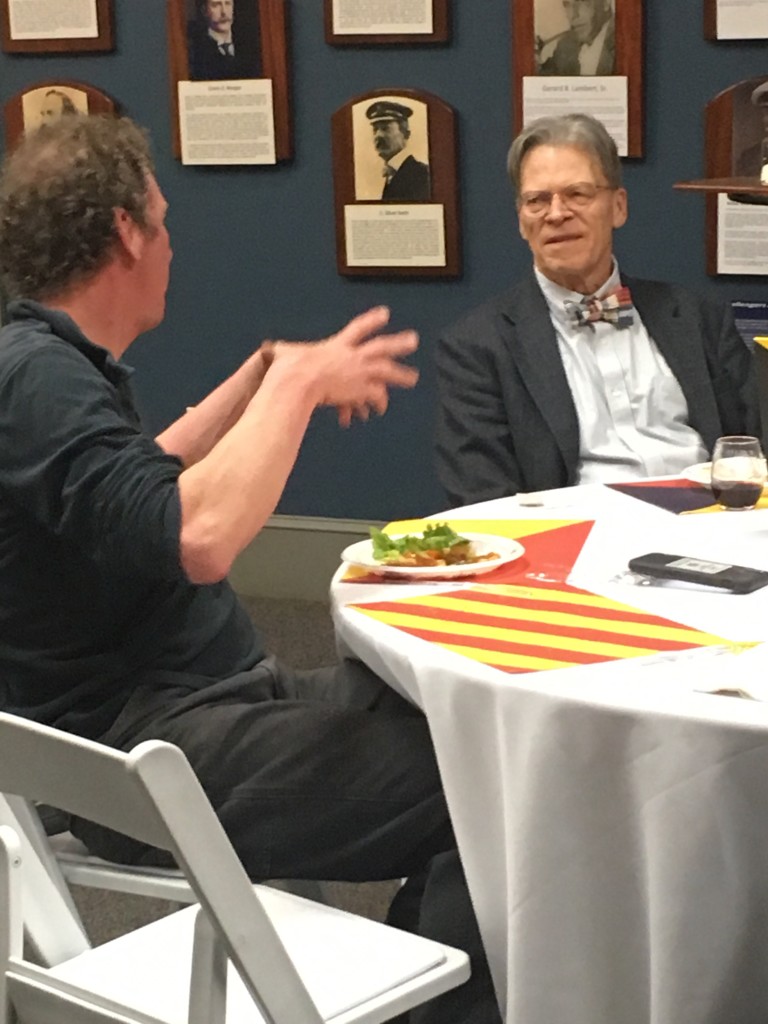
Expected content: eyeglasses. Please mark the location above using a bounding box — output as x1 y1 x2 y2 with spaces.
518 182 612 216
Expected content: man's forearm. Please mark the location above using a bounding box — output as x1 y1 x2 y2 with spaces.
172 306 419 584
156 348 269 466
176 357 319 584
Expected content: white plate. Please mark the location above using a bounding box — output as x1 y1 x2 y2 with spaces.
681 462 712 487
682 462 768 490
341 533 525 580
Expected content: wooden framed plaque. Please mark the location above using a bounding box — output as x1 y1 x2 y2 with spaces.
1 0 113 53
511 0 644 158
675 77 768 276
331 88 460 278
167 0 291 164
324 0 450 45
2 81 117 149
705 0 768 40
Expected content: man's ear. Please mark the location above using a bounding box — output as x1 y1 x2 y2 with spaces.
612 188 628 230
113 208 145 262
517 209 530 244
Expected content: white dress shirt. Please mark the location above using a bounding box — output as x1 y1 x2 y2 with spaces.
578 20 610 75
382 147 411 178
535 263 709 485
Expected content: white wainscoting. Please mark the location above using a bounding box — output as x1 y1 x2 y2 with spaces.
230 515 379 602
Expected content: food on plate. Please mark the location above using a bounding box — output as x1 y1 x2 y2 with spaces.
370 523 499 567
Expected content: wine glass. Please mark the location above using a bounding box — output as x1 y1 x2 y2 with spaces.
710 435 767 510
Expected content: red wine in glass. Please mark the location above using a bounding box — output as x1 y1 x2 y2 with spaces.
711 480 763 509
710 436 767 510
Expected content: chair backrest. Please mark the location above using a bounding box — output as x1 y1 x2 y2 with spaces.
0 712 323 1024
0 793 91 965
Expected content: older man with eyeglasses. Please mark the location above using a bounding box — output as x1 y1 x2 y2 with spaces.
435 113 760 507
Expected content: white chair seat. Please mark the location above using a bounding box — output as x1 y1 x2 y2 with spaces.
47 885 460 1024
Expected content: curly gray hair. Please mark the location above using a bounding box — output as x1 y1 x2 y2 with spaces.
0 114 155 300
506 113 622 197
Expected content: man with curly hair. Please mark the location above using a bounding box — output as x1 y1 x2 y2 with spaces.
0 114 500 1024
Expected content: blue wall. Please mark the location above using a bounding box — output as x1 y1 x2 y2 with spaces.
1 2 767 520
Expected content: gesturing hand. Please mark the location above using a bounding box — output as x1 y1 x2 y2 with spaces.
270 306 419 425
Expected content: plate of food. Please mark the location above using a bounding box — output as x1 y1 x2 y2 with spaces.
341 523 525 579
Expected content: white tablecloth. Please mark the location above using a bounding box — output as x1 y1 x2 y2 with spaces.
331 485 768 1024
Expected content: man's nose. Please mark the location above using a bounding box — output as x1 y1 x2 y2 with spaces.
545 193 572 219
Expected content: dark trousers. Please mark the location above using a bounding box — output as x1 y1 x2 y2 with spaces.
72 657 502 1024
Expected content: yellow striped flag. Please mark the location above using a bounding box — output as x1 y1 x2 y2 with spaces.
349 579 732 674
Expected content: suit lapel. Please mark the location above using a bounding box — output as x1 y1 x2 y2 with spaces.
497 276 581 477
628 276 720 441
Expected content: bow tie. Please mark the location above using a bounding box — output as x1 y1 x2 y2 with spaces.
564 285 634 329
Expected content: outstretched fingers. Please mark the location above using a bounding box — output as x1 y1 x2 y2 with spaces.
372 358 419 390
334 305 392 345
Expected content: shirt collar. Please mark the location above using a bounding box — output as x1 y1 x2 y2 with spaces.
6 299 134 386
207 27 232 45
579 19 610 55
534 259 622 330
384 148 410 174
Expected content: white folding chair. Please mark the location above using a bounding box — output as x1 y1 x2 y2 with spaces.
0 711 470 1024
0 791 330 966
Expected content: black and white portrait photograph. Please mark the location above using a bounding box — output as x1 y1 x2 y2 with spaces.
186 0 261 80
21 84 88 133
535 0 615 75
352 96 431 201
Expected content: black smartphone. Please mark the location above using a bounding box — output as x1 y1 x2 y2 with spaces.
627 552 768 594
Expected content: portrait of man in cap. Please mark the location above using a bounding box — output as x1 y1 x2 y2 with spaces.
352 96 431 201
734 78 768 179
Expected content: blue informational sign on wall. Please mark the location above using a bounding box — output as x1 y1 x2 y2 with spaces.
732 300 768 349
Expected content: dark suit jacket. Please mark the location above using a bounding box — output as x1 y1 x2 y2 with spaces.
187 19 261 81
435 273 761 507
735 139 764 178
539 23 615 76
382 155 431 201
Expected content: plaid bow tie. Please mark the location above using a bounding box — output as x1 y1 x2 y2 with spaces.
564 285 634 329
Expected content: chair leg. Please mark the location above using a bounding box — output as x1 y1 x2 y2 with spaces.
0 796 90 965
0 826 23 1024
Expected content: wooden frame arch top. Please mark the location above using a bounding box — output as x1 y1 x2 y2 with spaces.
331 87 461 277
2 81 117 150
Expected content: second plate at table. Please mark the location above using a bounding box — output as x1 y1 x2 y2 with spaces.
681 462 713 487
682 462 768 491
341 533 525 580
